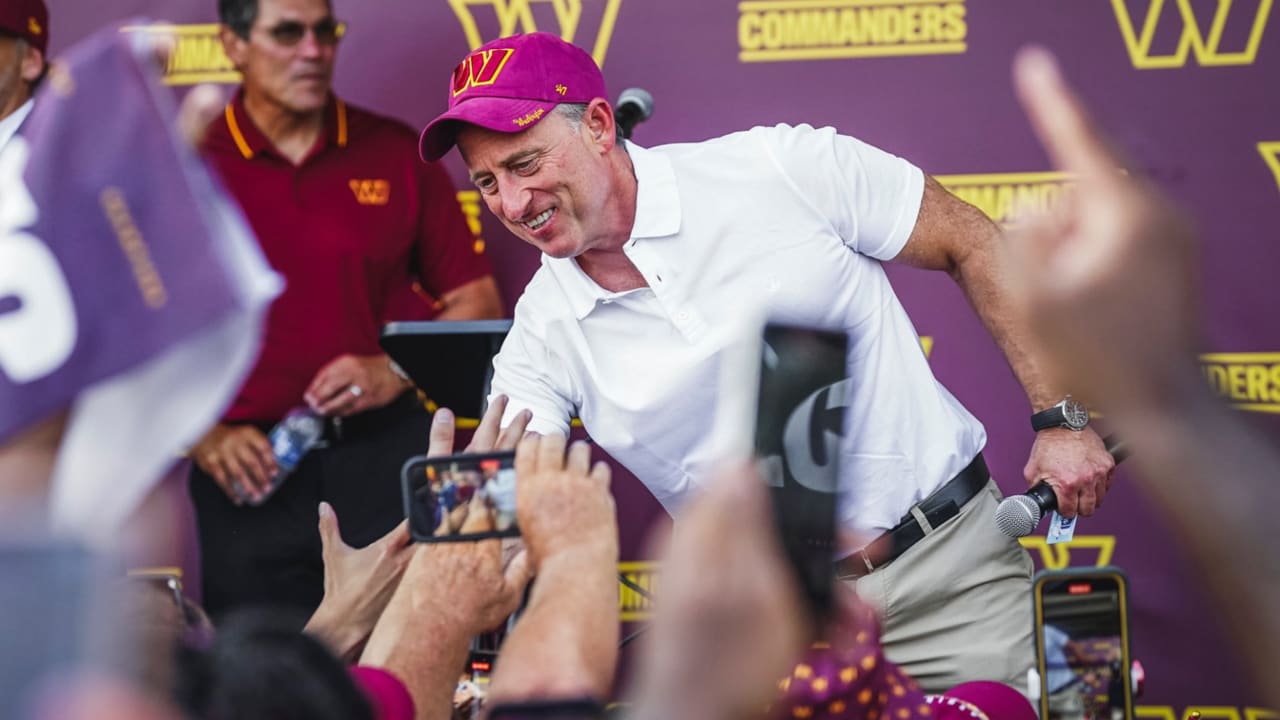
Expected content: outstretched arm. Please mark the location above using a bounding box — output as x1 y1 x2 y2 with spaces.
892 173 1114 516
484 435 621 706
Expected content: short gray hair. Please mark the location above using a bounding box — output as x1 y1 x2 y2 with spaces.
555 102 625 145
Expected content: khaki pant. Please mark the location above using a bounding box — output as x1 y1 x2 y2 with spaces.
844 478 1035 694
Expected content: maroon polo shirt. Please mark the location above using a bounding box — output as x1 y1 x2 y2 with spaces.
203 92 491 422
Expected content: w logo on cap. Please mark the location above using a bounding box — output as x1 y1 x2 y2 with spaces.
451 48 515 97
448 0 624 67
28 16 42 35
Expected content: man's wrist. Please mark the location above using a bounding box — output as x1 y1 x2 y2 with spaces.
305 604 371 662
534 537 618 571
1031 395 1089 432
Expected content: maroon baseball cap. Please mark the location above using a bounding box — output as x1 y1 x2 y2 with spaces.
0 0 49 54
419 32 607 161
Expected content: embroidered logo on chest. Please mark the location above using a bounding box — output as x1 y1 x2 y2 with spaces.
349 179 391 206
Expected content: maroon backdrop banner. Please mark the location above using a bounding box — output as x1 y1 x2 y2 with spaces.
46 1 1280 715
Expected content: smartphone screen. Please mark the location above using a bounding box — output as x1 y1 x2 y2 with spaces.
402 450 520 542
753 323 849 624
1034 569 1134 720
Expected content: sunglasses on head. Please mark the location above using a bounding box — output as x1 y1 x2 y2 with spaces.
261 17 346 46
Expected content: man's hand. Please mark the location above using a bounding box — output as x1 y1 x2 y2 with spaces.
190 423 276 505
414 502 534 634
428 393 532 458
1024 427 1115 517
513 434 617 568
357 396 533 660
304 502 413 662
1006 47 1202 413
303 354 411 417
483 434 620 706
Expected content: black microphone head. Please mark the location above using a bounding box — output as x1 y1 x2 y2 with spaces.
995 494 1042 538
616 87 654 120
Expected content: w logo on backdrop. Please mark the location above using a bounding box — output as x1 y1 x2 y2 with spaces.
1109 0 1273 69
447 0 624 67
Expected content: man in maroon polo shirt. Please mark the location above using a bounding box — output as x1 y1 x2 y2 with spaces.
189 0 502 618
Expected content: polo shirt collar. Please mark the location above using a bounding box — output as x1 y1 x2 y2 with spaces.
223 89 349 160
545 141 683 320
544 254 610 320
626 140 682 239
0 99 34 151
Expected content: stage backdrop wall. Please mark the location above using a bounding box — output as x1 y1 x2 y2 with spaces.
47 0 1279 714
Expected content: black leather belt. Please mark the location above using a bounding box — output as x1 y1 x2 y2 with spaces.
835 453 990 579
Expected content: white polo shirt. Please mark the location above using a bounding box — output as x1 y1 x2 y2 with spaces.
490 124 986 532
0 99 34 151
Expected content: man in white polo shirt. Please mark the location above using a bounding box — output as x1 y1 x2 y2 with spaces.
418 33 1116 691
0 0 47 150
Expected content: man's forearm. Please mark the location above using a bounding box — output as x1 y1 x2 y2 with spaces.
899 177 1060 408
951 220 1061 410
361 579 475 720
304 604 371 663
488 548 619 703
363 611 472 720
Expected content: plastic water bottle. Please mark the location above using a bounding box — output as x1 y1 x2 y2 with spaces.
254 407 324 505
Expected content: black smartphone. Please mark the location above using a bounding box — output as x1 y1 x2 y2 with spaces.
402 450 520 542
1032 567 1135 720
753 322 849 625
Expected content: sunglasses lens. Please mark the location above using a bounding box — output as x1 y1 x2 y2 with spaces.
314 20 344 43
270 21 306 45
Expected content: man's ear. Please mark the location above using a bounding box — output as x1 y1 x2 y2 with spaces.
219 25 250 70
583 98 617 153
19 46 43 84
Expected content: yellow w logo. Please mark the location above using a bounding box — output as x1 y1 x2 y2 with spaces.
1110 0 1273 69
448 0 625 67
349 179 391 206
1020 535 1117 569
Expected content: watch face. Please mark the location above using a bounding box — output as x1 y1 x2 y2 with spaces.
1063 399 1089 430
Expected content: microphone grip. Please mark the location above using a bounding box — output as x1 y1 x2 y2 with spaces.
1026 481 1058 513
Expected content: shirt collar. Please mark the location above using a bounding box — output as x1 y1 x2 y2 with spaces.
625 140 682 239
544 141 682 320
223 89 349 160
544 254 613 320
0 99 35 150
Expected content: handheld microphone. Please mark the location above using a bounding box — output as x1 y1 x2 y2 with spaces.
614 87 654 140
994 434 1128 538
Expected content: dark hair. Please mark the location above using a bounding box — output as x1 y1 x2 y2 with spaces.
218 0 259 39
218 0 334 38
172 609 373 720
